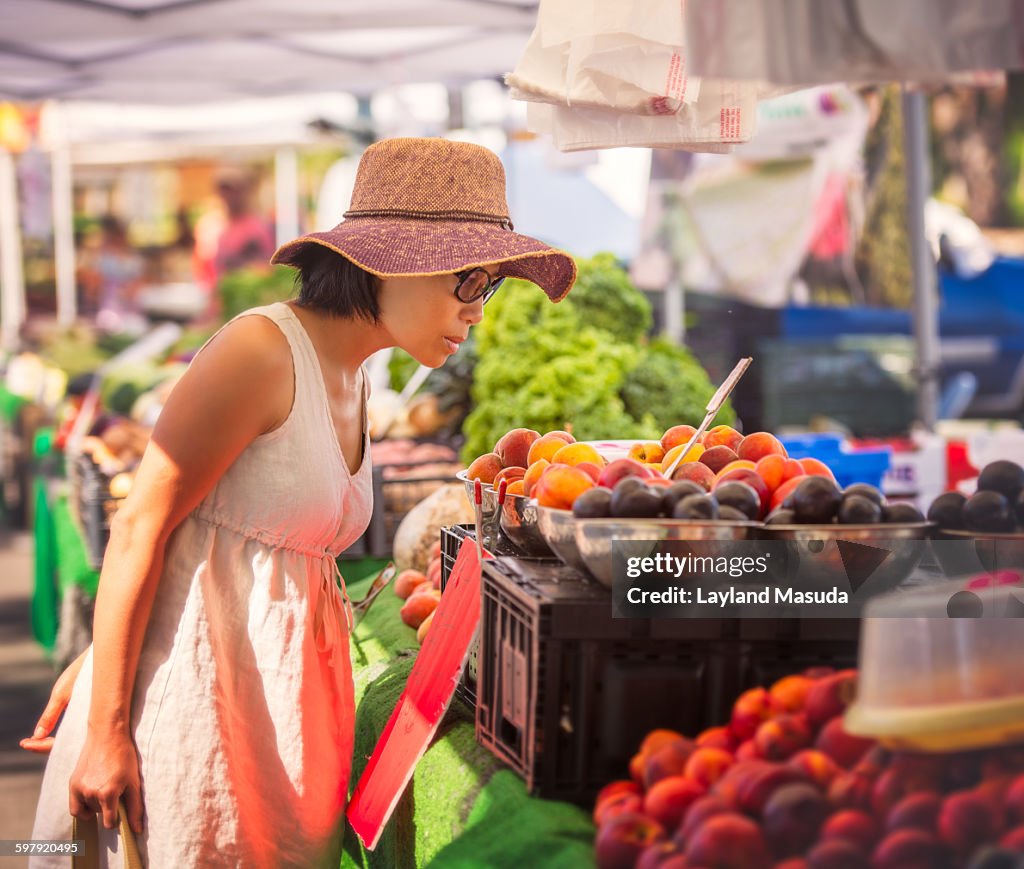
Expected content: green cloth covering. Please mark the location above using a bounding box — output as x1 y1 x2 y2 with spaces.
31 473 58 651
0 385 29 424
53 495 100 598
339 563 597 869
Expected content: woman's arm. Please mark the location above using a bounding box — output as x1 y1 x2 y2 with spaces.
71 314 292 832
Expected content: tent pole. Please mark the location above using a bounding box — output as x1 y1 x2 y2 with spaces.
901 86 939 431
51 104 77 327
0 148 26 351
274 147 300 249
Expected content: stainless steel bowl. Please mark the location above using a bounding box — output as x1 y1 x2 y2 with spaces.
575 518 760 588
455 469 498 519
497 492 555 558
932 528 1024 576
758 523 935 592
536 505 589 574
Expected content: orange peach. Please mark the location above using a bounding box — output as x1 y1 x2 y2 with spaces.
598 457 657 489
735 740 760 761
643 776 707 831
770 475 806 513
661 442 705 473
629 441 667 464
872 829 946 869
522 459 550 497
400 588 440 629
533 464 596 510
675 794 732 844
828 771 875 812
696 726 736 752
730 686 775 742
492 466 526 489
715 459 758 478
494 427 540 469
640 729 688 756
787 749 841 791
821 809 880 852
937 789 1002 855
547 429 575 444
668 461 716 491
661 424 700 452
595 813 666 869
576 461 603 484
815 717 875 769
644 739 697 790
635 840 686 869
699 445 739 474
683 747 735 789
754 714 813 762
806 669 858 727
528 432 573 465
551 442 606 468
505 480 525 496
416 610 434 643
629 753 646 784
426 560 442 589
594 789 644 827
1000 826 1024 850
467 452 503 484
394 569 429 600
756 454 806 492
702 424 743 452
685 813 769 869
799 457 837 480
737 431 788 462
595 779 642 811
770 674 815 714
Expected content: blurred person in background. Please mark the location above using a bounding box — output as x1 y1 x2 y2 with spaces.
212 167 276 283
77 215 147 333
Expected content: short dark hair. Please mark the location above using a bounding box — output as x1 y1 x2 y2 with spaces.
289 243 381 322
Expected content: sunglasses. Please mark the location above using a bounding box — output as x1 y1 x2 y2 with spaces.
453 267 505 305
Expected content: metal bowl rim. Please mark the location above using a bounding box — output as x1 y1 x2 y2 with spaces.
936 527 1024 541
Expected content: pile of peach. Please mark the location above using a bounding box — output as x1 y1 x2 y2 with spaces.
393 540 443 644
466 425 838 519
593 668 1024 868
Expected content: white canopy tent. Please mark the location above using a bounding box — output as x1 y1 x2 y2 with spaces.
0 0 539 345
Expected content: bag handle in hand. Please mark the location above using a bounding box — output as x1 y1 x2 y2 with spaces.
72 801 143 869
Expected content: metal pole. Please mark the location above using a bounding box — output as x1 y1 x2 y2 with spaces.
273 147 300 250
664 268 684 344
0 149 26 351
901 86 939 431
51 104 77 326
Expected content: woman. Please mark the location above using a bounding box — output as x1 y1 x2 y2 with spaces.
25 137 575 868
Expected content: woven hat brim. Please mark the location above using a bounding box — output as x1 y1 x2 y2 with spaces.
271 218 577 302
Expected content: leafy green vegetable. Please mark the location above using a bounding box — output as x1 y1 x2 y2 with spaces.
461 255 732 464
621 337 735 433
217 265 295 320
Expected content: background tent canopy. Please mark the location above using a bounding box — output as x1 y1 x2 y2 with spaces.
0 0 538 103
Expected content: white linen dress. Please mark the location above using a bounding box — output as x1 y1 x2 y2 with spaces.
32 302 373 867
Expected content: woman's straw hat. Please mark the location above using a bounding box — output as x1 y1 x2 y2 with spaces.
271 137 576 301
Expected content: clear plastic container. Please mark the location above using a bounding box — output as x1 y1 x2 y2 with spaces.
845 573 1024 751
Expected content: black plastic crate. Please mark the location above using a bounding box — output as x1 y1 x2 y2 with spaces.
473 557 862 805
440 524 560 710
75 453 119 571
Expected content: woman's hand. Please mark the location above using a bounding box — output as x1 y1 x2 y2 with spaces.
20 647 89 754
69 730 144 834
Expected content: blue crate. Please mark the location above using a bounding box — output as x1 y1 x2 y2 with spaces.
779 433 891 489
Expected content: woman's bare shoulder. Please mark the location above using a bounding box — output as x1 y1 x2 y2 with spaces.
173 313 294 433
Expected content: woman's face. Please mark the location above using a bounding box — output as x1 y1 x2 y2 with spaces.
376 270 492 368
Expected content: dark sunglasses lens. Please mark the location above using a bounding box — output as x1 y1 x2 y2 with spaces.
456 269 490 302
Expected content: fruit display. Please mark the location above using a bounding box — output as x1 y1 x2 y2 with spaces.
393 539 443 644
592 667 1024 869
928 460 1024 534
765 477 926 527
466 425 854 523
